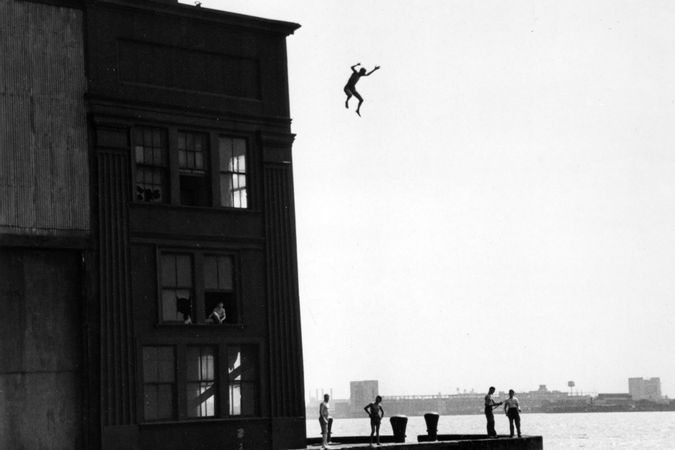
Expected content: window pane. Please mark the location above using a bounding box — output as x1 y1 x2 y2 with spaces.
188 382 216 417
217 256 233 290
143 347 158 381
228 347 241 380
229 383 241 416
218 136 247 209
220 174 233 207
203 256 218 290
162 289 192 322
143 346 175 383
175 255 192 287
135 146 144 163
161 254 176 286
203 256 232 290
241 382 257 416
134 127 167 203
218 137 232 172
228 346 257 416
187 346 216 418
144 386 159 421
144 384 174 421
143 346 175 421
157 347 175 383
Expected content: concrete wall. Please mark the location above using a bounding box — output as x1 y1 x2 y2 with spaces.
0 249 83 450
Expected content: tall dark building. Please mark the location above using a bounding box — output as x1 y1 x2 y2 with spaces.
0 1 304 449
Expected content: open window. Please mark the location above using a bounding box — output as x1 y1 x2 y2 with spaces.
158 250 239 325
133 127 168 203
178 131 210 207
204 255 236 324
160 253 193 324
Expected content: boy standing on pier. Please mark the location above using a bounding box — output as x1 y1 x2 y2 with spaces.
319 394 332 449
484 386 502 437
364 395 384 446
503 389 522 438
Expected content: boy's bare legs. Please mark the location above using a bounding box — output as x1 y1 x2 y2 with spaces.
353 91 364 116
344 87 353 108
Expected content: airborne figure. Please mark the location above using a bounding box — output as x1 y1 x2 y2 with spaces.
344 62 380 116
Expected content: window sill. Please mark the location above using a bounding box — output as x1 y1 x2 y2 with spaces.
140 416 265 427
130 202 260 215
155 322 246 330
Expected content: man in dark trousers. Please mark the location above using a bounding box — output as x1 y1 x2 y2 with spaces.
504 389 522 438
484 386 502 437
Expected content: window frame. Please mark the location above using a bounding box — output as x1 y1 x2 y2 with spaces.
130 125 252 210
130 126 170 204
139 342 261 423
156 247 241 326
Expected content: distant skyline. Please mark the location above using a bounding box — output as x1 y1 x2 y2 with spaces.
188 0 675 399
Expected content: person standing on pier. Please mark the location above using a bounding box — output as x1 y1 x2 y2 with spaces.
503 389 522 438
484 386 503 437
319 394 332 449
364 395 385 446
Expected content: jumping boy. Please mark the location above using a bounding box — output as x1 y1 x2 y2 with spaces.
344 62 380 116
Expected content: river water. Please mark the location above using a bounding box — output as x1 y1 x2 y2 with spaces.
307 411 675 449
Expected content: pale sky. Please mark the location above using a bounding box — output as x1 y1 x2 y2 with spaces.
185 0 675 399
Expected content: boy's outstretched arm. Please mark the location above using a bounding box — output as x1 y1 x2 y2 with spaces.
365 65 381 76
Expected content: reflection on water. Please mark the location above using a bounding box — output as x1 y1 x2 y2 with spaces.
306 411 675 449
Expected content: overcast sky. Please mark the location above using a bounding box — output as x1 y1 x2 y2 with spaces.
186 0 675 399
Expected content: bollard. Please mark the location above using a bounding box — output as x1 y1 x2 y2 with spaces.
389 415 408 443
424 412 440 440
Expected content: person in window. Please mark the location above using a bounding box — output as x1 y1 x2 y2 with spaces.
503 389 522 438
176 297 192 324
484 386 502 437
344 62 380 117
364 395 384 447
209 302 226 324
319 394 332 449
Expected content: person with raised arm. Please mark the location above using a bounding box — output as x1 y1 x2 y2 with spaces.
344 62 380 116
484 386 503 437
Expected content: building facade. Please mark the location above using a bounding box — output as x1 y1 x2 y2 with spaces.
0 1 304 449
629 377 663 402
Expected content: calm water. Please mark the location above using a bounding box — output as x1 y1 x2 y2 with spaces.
307 411 675 449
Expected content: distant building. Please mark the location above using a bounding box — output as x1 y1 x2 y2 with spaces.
629 377 663 401
350 380 379 415
594 393 633 407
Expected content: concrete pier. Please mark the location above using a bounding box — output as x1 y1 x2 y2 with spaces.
296 434 543 450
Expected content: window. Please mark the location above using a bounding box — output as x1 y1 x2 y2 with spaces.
228 345 258 416
178 131 210 206
186 346 216 417
161 253 193 324
143 346 175 421
159 250 237 325
204 255 236 324
141 344 258 421
133 127 168 203
218 137 247 208
131 126 249 209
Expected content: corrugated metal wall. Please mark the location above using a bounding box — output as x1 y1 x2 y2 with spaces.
0 0 89 235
